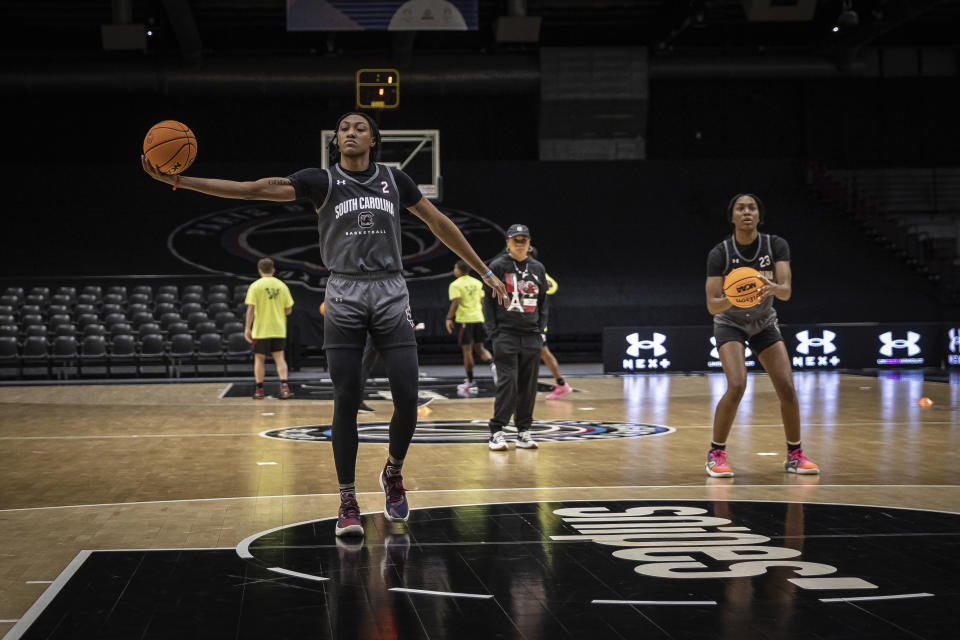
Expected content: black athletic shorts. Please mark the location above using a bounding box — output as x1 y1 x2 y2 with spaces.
457 322 486 346
714 322 783 355
253 337 286 354
323 272 416 351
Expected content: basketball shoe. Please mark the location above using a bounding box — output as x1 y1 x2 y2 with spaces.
489 362 497 384
456 379 478 397
489 430 509 451
546 382 573 399
379 467 410 522
516 431 538 449
705 448 734 477
252 387 265 400
279 383 292 400
784 449 820 474
358 401 375 413
335 494 364 537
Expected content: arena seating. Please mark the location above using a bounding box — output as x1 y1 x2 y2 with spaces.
0 283 253 379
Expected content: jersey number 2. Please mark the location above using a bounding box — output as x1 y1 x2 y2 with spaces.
381 181 390 194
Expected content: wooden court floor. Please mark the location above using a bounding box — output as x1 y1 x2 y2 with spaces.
0 371 958 638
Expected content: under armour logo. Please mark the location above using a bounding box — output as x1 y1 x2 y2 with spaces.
336 179 346 185
878 331 921 357
949 328 960 354
795 330 837 355
626 332 667 357
710 336 752 359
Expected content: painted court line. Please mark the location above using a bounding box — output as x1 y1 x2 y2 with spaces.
820 592 934 603
390 587 492 600
4 485 960 514
3 550 91 640
593 599 717 606
267 567 329 582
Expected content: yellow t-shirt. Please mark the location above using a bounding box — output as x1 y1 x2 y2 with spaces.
245 276 294 339
448 275 484 324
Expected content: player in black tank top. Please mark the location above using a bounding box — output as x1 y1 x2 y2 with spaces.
142 112 508 537
703 194 819 478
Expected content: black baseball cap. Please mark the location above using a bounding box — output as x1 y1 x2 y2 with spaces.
506 224 531 239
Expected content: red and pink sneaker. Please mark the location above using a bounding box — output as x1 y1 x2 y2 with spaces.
705 448 734 477
784 449 820 474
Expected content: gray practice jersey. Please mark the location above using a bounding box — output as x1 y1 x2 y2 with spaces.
706 233 789 330
288 163 410 274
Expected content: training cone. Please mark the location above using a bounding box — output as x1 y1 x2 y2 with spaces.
917 397 933 407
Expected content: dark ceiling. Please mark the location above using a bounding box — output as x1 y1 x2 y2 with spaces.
4 0 959 59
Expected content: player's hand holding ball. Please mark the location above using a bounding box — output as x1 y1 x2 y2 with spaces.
141 120 197 185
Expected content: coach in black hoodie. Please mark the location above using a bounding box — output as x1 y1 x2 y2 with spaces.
483 224 549 451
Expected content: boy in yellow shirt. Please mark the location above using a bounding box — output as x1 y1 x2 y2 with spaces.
244 258 295 399
446 260 493 395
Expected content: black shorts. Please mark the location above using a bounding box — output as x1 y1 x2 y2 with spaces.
253 337 286 354
457 322 486 346
714 322 783 355
323 272 416 351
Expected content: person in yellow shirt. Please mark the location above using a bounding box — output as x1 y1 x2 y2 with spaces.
244 258 295 400
445 260 493 396
528 246 572 399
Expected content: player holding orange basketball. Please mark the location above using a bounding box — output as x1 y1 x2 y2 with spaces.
704 193 819 478
142 112 508 537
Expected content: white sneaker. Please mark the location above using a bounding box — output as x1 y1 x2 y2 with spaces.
489 362 497 384
456 380 473 398
489 430 509 451
516 431 538 449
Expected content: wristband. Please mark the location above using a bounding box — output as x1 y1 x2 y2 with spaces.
172 175 181 191
481 270 492 279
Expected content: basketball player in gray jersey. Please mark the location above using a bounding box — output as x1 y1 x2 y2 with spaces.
142 112 507 537
704 194 819 478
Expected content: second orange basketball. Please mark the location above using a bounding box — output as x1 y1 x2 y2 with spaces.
723 266 765 308
143 120 197 175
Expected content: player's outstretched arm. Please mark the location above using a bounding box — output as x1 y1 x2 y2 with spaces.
141 156 296 202
408 197 508 306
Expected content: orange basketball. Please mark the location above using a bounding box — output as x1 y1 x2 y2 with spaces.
319 302 325 315
143 120 197 175
723 267 765 308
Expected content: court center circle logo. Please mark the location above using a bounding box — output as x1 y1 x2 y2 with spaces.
261 419 674 444
168 202 505 291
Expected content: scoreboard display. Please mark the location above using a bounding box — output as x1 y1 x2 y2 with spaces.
604 323 954 373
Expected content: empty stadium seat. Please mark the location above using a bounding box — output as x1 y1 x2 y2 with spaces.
46 304 70 317
108 334 138 376
19 305 41 318
102 294 124 306
110 323 134 337
50 335 79 378
3 287 24 300
137 333 167 376
23 325 47 338
181 292 204 305
168 333 195 377
127 303 151 317
0 314 14 326
83 324 107 337
186 312 209 331
76 294 98 307
79 335 108 375
76 314 99 329
207 302 231 317
131 312 155 329
21 335 49 376
180 302 203 317
74 303 97 316
103 313 126 328
54 324 78 338
0 295 18 307
155 302 178 317
157 285 178 298
138 323 162 339
129 293 151 306
81 285 102 299
155 292 178 306
214 311 238 329
209 284 230 295
21 314 43 327
207 292 230 305
196 332 224 373
131 285 153 298
0 335 18 376
224 332 252 373
222 321 244 336
56 286 77 301
106 286 127 299
47 313 72 330
0 324 17 338
101 303 124 317
50 294 72 306
183 285 204 297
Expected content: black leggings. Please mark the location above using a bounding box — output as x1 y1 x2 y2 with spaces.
326 344 419 484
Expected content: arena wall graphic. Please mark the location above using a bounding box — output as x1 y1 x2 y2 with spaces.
167 201 506 291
